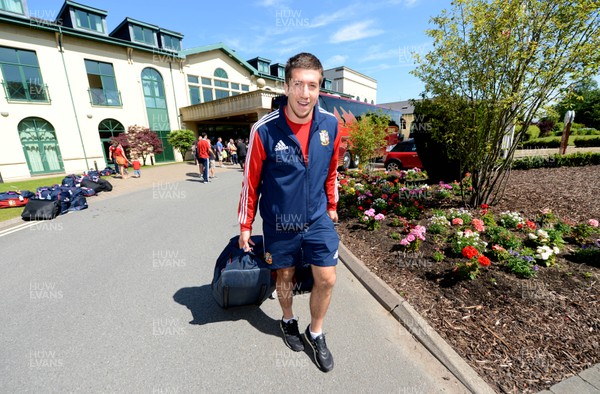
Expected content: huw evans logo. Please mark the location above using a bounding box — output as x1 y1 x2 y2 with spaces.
275 9 309 28
30 282 63 300
29 350 64 368
275 214 308 232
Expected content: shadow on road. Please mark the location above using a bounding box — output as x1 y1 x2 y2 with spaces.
173 285 280 338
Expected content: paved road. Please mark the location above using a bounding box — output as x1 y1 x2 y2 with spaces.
0 165 467 393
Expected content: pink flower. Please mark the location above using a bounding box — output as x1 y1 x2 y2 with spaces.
365 208 375 217
589 219 599 227
472 219 485 232
407 234 416 242
374 213 385 221
451 218 463 226
400 238 410 246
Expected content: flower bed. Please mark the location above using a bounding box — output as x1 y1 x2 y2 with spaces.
337 166 600 393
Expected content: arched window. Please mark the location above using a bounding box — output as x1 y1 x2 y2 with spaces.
18 117 64 174
214 68 228 79
141 68 166 109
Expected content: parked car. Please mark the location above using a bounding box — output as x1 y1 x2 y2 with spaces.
384 139 423 171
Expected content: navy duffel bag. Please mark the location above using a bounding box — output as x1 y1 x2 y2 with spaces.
212 235 275 309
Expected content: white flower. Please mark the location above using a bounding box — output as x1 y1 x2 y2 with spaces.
535 246 553 260
553 247 560 254
536 229 549 239
528 233 538 240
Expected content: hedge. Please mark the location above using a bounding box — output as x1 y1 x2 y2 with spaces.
511 152 600 170
520 137 562 149
573 136 600 147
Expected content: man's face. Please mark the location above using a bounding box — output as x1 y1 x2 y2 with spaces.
284 68 321 124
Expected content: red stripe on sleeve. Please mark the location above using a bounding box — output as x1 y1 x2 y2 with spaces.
238 127 266 231
326 130 341 211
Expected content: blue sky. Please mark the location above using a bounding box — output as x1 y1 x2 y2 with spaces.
26 0 451 104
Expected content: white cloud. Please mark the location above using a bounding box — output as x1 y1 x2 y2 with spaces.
310 5 358 28
323 55 348 69
360 45 399 62
330 20 384 43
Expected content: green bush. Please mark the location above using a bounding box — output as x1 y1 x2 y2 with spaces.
574 136 600 147
519 125 540 141
520 137 561 148
512 152 600 170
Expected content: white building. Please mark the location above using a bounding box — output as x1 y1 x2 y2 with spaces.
323 66 377 105
0 0 373 181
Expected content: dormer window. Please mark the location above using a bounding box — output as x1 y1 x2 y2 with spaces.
161 34 181 51
257 60 269 74
132 25 156 46
74 9 105 33
0 0 24 15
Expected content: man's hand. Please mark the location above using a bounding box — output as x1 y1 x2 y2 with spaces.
327 210 338 224
239 230 255 251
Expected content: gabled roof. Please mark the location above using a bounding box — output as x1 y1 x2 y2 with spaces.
180 43 258 76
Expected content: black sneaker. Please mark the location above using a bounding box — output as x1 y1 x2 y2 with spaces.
304 325 334 372
280 319 304 352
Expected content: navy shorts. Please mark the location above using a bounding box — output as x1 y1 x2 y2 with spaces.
263 214 339 270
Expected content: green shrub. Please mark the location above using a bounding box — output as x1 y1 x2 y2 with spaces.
512 152 600 170
520 137 561 148
519 125 540 141
574 136 600 147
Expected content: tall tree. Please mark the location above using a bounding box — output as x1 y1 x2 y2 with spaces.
411 0 600 206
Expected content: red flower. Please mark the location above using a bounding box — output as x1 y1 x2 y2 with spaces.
358 206 364 211
462 246 479 259
478 255 491 267
517 223 523 229
480 204 489 209
526 220 536 230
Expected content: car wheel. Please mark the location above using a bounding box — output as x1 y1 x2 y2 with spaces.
351 154 360 168
385 160 401 172
342 152 351 170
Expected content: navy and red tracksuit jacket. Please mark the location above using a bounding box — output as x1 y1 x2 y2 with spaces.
238 99 340 233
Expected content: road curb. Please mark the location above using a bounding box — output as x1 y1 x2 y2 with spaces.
338 241 496 394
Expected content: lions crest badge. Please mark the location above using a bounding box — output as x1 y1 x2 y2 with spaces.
264 252 273 265
319 130 330 146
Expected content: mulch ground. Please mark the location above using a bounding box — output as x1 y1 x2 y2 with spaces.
338 165 600 393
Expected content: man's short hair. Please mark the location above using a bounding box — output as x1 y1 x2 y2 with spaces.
285 52 323 85
202 133 208 138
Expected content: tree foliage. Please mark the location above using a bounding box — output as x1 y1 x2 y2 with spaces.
554 77 600 130
411 0 600 206
348 112 392 170
112 125 164 164
168 129 196 160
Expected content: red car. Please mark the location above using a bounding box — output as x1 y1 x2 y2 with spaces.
384 139 423 171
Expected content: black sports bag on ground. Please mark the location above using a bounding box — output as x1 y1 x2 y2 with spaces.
21 198 60 221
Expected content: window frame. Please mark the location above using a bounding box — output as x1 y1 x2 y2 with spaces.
0 46 49 103
73 9 105 33
85 59 121 107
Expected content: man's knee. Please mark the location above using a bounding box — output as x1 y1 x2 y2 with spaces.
312 266 336 290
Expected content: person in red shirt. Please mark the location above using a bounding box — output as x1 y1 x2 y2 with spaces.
132 156 141 178
238 52 340 372
197 133 211 183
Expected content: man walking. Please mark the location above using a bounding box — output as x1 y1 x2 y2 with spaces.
197 133 211 183
238 52 340 372
236 138 247 170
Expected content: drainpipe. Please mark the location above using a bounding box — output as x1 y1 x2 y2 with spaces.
169 61 181 129
58 25 90 170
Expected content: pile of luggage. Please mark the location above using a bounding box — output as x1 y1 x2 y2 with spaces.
0 170 115 221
